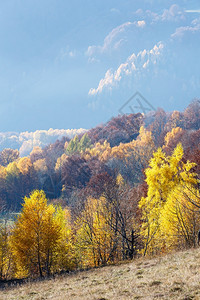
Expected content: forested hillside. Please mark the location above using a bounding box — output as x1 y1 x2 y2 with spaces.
0 99 199 280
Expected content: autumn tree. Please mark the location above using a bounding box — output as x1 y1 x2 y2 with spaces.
75 174 141 267
102 174 141 260
164 110 184 132
75 197 113 268
17 157 37 195
0 220 13 280
84 140 112 161
0 166 7 209
0 149 19 167
87 113 143 147
85 172 114 199
106 126 155 184
4 159 38 210
159 184 200 250
10 190 73 278
5 162 21 210
183 99 200 130
139 143 197 256
60 155 91 196
163 127 185 155
147 108 167 147
41 140 66 199
30 146 44 163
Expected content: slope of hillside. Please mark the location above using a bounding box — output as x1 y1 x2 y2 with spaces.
1 247 200 300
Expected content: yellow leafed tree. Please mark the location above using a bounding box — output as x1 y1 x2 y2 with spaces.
139 143 197 256
0 221 13 280
159 184 200 251
10 190 73 278
75 197 113 268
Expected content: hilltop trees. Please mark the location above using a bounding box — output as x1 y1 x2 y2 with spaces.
0 102 199 211
0 149 19 167
66 133 92 155
88 113 143 146
183 99 200 130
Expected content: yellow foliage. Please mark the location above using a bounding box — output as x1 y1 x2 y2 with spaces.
75 197 113 268
84 141 112 161
116 173 125 186
139 143 197 255
0 222 13 279
55 153 68 171
30 146 43 155
0 166 6 179
17 157 32 175
136 126 155 148
110 127 155 166
164 127 183 149
82 128 155 172
33 158 47 173
159 184 200 250
10 190 73 278
6 162 20 177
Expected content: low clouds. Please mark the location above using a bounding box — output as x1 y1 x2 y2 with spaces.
0 128 87 156
87 3 200 98
88 69 114 95
161 4 185 21
86 20 146 59
89 42 164 96
136 4 185 23
56 47 77 62
110 8 120 14
135 20 146 28
171 18 200 38
86 22 134 58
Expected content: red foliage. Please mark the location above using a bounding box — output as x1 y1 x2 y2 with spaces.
88 113 143 147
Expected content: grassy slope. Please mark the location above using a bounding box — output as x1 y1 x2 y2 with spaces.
1 247 200 300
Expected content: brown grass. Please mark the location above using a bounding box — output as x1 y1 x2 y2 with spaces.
1 247 200 299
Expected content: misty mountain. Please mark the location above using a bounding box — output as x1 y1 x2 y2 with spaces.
0 128 87 156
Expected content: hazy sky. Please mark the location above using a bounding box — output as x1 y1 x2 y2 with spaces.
0 0 200 131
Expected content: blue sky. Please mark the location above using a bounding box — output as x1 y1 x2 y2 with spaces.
0 0 200 132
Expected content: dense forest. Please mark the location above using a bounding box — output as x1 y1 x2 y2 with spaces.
0 99 200 280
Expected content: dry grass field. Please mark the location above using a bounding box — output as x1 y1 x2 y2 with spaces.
1 247 200 300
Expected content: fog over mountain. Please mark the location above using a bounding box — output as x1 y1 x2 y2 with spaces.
0 128 87 156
